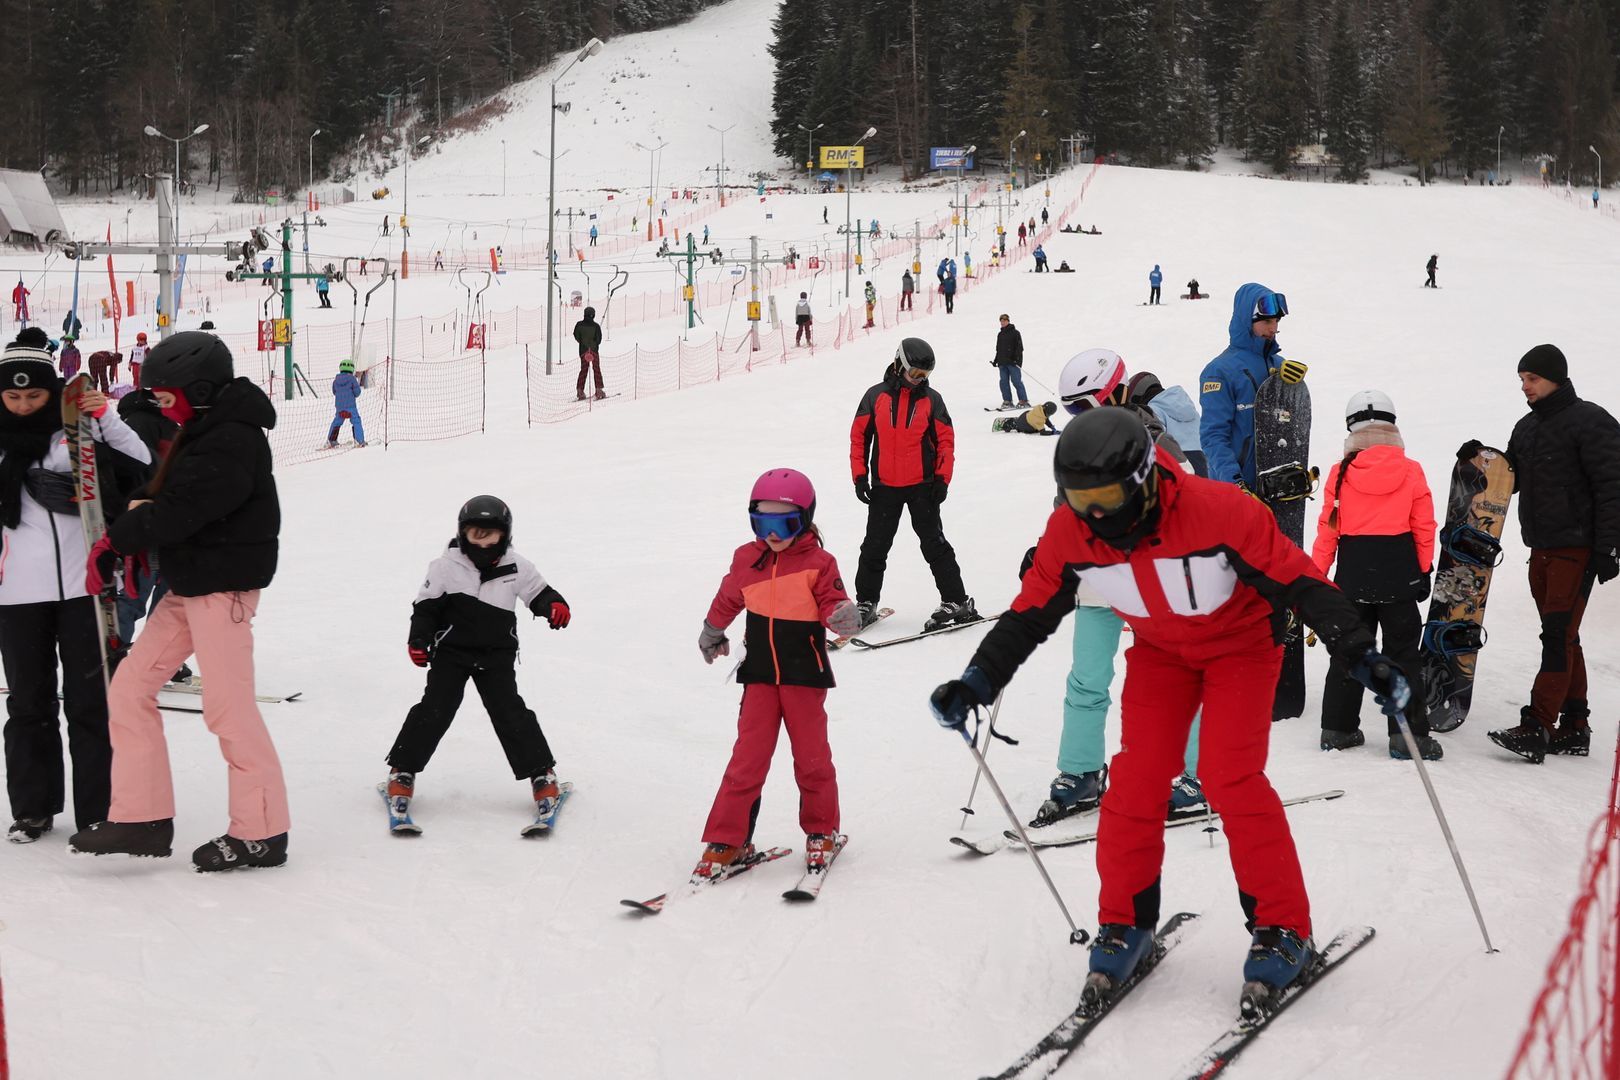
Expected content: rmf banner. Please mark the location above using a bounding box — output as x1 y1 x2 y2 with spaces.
819 146 866 170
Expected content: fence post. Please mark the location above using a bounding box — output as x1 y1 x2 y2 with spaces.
635 344 640 399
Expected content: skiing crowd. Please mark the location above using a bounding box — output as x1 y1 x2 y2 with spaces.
1 271 1617 1017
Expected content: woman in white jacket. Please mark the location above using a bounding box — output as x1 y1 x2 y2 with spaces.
0 331 151 842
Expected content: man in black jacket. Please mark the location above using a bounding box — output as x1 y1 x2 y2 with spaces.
1486 344 1620 762
573 307 605 402
994 314 1028 409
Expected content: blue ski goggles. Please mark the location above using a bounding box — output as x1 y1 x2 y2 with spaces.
750 509 805 541
1253 292 1288 320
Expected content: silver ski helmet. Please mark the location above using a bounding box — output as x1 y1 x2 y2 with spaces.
1059 348 1128 415
1344 389 1396 432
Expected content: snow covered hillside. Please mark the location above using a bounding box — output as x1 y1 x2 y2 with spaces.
3 1 1620 1075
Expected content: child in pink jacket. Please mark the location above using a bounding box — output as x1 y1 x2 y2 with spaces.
1312 391 1441 759
694 469 862 882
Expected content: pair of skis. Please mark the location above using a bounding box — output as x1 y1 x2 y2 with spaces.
621 834 848 914
830 609 1000 652
377 781 573 837
985 913 1375 1079
951 790 1347 856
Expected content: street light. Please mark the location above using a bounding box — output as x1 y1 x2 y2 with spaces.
545 37 604 376
384 131 433 273
955 144 977 257
143 122 209 244
797 123 824 194
845 126 877 295
707 123 735 206
1591 144 1602 195
309 128 322 199
633 140 668 241
1001 129 1026 244
502 138 507 197
1496 125 1505 184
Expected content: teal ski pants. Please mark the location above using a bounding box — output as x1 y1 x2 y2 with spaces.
1060 605 1199 777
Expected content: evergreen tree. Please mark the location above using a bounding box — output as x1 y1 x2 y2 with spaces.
1389 17 1450 183
1324 3 1369 180
1236 0 1307 172
1438 0 1513 178
769 1 835 161
1538 0 1615 185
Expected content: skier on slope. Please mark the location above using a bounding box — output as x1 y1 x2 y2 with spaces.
1148 264 1163 305
994 400 1058 436
1030 350 1204 828
1312 390 1442 760
993 313 1029 409
794 292 813 347
1424 254 1438 288
0 330 151 843
69 331 288 871
929 407 1407 1007
59 335 82 381
381 496 572 831
693 470 861 877
864 280 877 328
573 306 606 401
849 338 977 633
326 359 366 448
1198 284 1306 491
127 332 149 387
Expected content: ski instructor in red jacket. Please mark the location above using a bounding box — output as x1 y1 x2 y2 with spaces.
849 337 976 633
928 408 1406 1009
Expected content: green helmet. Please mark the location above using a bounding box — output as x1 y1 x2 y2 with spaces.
339 359 355 374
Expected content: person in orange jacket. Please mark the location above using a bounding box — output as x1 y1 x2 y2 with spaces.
1312 390 1441 759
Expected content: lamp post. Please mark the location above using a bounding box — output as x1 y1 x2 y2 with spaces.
1591 144 1602 195
955 144 977 257
502 139 507 197
633 139 667 241
545 38 604 376
845 126 877 296
308 128 322 200
707 123 735 205
1496 125 1505 184
384 131 433 276
797 123 824 194
143 122 209 244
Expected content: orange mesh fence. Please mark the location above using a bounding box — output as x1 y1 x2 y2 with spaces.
1503 727 1620 1080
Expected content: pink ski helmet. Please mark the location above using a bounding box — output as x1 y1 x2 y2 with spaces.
749 468 817 533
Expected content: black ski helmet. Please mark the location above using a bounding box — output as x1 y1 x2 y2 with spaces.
1126 371 1164 406
1053 407 1162 549
139 330 235 406
895 337 936 372
456 495 513 566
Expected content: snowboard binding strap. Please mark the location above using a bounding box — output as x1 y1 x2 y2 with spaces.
1423 619 1487 659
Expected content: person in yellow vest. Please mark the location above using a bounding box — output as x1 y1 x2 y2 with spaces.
995 401 1058 435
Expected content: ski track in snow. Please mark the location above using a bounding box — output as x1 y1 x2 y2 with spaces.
4 1 1620 1076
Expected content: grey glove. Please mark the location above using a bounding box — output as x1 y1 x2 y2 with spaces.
826 600 862 638
698 621 730 665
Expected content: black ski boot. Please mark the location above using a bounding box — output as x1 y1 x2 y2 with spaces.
923 597 979 633
7 816 52 844
69 819 175 857
1549 702 1592 757
192 832 289 872
1319 729 1365 751
1488 709 1550 764
1389 733 1444 761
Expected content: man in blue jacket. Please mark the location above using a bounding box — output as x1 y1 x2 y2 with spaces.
1148 264 1163 305
1198 283 1297 489
327 359 365 447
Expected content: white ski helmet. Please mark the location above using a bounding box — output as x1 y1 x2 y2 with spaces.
1059 348 1129 415
1344 389 1396 432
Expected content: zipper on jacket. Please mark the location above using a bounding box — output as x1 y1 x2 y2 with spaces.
808 635 824 674
767 554 782 684
1182 557 1198 611
49 511 64 601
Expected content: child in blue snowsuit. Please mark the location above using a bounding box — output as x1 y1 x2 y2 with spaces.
1198 283 1289 489
328 360 365 447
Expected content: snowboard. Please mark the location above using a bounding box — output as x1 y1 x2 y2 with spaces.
1251 374 1315 721
1421 445 1515 732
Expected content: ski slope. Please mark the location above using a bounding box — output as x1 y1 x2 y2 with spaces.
5 4 1620 1078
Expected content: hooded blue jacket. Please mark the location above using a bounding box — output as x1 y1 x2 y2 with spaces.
1198 282 1285 487
1149 265 1162 287
332 371 362 413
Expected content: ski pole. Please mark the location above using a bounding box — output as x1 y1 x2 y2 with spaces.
957 691 1004 829
958 717 1089 945
1383 666 1497 953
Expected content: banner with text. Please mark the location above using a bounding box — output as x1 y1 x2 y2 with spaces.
930 147 976 170
819 146 866 170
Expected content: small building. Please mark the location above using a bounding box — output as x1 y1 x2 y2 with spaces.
0 168 67 248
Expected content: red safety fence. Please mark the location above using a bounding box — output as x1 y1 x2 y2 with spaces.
1502 726 1620 1079
1 956 8 1080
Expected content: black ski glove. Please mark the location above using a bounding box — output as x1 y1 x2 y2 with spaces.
854 476 871 505
1596 548 1619 585
1456 439 1484 462
1018 545 1037 582
1415 572 1432 603
932 478 949 504
1349 650 1411 717
929 666 995 732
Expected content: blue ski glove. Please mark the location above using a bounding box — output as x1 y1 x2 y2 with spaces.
929 666 995 732
1349 650 1411 716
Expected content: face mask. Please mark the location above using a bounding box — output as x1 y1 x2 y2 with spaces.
154 389 195 425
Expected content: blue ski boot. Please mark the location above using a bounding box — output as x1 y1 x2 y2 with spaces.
1032 768 1105 827
1082 924 1157 1010
1240 926 1316 1017
1167 773 1206 818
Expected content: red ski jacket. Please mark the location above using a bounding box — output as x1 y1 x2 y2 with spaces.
849 367 955 489
705 532 850 688
969 450 1375 689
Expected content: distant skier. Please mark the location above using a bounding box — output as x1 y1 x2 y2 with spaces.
702 225 709 246
326 359 365 448
1149 264 1163 305
572 307 605 401
1185 278 1202 299
127 332 148 387
434 251 445 271
993 313 1028 408
10 281 28 324
900 269 915 310
1424 254 1438 288
381 215 391 237
692 469 859 878
382 496 572 831
795 292 813 347
1033 245 1048 272
1041 207 1049 226
864 280 877 328
994 400 1057 435
59 335 82 381
589 224 599 247
1017 222 1028 247
315 274 332 308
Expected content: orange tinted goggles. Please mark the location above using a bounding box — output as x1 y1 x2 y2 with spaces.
1063 482 1131 515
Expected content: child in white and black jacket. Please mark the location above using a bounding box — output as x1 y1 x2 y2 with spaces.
384 495 571 822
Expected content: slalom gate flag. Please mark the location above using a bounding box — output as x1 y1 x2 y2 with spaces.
105 224 120 352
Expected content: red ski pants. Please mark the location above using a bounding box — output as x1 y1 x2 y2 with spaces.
1097 639 1310 937
1528 547 1595 728
702 683 838 847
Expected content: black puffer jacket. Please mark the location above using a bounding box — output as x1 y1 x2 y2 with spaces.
108 378 280 596
118 390 179 458
994 323 1024 367
1505 380 1620 551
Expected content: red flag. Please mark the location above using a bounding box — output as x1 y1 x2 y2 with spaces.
105 224 120 352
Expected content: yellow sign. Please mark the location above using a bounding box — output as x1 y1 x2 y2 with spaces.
683 285 694 301
912 260 922 275
819 146 866 170
746 301 761 321
273 319 291 345
157 313 170 328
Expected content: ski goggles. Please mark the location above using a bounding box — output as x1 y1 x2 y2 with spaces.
1062 481 1132 516
1252 292 1288 320
903 366 932 382
750 509 805 541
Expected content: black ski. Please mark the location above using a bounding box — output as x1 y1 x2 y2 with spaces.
848 613 1000 651
1173 925 1376 1079
981 912 1200 1080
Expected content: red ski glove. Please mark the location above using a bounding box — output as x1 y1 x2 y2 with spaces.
85 535 120 595
119 550 150 599
547 601 571 629
408 643 432 668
